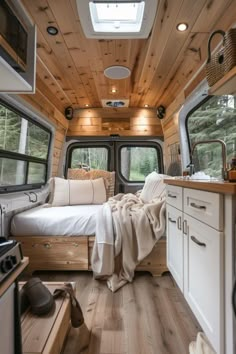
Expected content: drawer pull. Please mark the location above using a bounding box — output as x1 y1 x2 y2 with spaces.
168 193 177 198
168 217 176 224
190 202 206 210
191 236 206 247
44 243 52 249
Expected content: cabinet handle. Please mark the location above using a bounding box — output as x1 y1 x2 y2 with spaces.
191 236 206 247
190 202 206 210
177 216 182 230
183 220 187 234
168 193 177 198
168 217 176 223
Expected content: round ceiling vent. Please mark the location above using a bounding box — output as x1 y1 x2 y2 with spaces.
104 66 131 80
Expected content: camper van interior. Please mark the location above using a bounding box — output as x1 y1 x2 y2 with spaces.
0 0 236 353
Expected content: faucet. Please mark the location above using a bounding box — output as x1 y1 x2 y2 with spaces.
190 139 227 180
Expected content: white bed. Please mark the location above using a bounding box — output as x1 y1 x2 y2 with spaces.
11 204 103 236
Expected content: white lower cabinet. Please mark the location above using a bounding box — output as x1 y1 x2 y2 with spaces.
166 185 224 354
167 205 184 291
184 214 224 354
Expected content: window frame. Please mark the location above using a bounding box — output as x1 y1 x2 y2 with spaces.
0 98 52 193
118 142 163 183
66 143 111 174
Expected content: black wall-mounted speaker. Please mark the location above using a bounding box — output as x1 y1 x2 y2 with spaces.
65 106 73 120
157 105 166 119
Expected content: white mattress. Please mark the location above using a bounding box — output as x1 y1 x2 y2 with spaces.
11 204 103 236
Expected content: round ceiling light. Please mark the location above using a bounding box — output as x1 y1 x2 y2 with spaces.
47 26 58 36
104 66 131 80
176 23 188 32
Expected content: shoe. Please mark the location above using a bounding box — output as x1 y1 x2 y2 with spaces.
22 277 55 316
53 283 84 328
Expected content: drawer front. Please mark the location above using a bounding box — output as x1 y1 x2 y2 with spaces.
184 188 223 230
166 185 183 210
184 214 224 354
16 236 88 270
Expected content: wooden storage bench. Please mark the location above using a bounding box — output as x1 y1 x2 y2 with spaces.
14 235 168 276
20 282 73 354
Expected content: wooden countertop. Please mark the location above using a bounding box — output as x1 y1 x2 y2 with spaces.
0 257 29 297
164 178 236 195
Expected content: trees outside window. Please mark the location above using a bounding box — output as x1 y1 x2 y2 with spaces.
187 95 236 178
0 101 51 192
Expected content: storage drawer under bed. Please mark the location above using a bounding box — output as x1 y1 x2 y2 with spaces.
13 236 88 271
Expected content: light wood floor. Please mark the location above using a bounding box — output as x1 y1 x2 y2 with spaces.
30 271 201 354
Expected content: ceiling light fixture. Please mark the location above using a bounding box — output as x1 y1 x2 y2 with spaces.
46 26 58 36
144 104 149 107
111 88 117 93
176 23 188 32
76 0 158 39
85 104 89 107
104 66 131 80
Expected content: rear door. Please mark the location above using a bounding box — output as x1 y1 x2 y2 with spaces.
65 137 163 194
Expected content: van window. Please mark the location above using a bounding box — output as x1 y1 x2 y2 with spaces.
70 147 108 171
0 101 51 192
187 95 236 178
120 146 160 182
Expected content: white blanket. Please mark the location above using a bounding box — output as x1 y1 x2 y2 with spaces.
92 193 166 292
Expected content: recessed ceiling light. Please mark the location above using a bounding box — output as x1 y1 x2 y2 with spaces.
176 23 188 32
104 66 131 80
46 26 58 36
144 104 149 107
76 0 158 39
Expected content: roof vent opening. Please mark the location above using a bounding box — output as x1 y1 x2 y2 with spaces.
101 99 129 107
76 0 158 39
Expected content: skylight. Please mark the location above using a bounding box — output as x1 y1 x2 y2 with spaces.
89 2 145 32
76 0 158 39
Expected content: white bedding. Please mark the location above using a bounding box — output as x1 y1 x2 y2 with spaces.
11 204 103 236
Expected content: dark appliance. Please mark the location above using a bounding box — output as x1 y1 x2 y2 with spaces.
0 0 28 72
0 238 23 283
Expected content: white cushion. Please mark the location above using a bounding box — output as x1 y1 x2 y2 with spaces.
49 177 106 206
69 178 106 205
140 172 169 203
51 177 69 206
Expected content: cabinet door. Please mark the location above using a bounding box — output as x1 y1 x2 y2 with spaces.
167 205 184 291
184 214 224 354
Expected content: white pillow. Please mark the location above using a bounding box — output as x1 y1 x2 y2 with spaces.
140 172 169 203
50 177 69 206
49 177 106 206
69 178 106 205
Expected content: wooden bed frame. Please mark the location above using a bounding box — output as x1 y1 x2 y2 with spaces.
13 235 168 276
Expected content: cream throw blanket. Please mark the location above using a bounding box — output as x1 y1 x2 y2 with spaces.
92 193 166 292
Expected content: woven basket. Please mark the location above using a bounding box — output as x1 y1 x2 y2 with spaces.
206 29 236 87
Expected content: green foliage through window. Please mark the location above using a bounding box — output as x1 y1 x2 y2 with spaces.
187 95 236 179
0 101 51 191
120 146 160 181
71 147 108 171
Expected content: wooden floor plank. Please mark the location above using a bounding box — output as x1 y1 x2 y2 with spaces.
26 271 201 354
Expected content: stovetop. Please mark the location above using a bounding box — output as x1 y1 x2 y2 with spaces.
0 238 23 283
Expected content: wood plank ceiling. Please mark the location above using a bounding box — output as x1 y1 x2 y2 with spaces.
22 0 236 115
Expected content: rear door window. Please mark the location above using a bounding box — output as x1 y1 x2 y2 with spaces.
120 146 161 182
70 146 109 171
